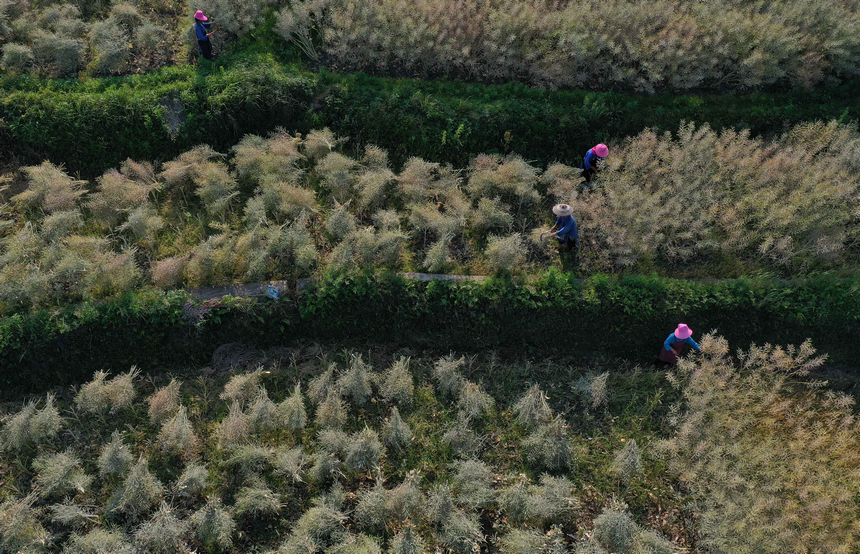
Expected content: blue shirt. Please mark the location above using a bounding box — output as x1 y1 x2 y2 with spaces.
664 333 701 351
555 215 578 242
195 21 212 41
581 148 603 170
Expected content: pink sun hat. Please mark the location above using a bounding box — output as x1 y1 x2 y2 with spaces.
194 10 208 21
593 143 609 157
674 324 693 339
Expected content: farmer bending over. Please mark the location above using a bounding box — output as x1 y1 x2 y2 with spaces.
549 203 578 252
194 10 215 60
580 143 609 189
655 324 701 367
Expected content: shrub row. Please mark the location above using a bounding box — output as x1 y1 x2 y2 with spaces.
321 72 860 170
2 271 858 397
2 58 859 176
0 58 315 176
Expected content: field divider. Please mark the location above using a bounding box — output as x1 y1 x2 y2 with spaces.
2 272 858 397
187 273 493 301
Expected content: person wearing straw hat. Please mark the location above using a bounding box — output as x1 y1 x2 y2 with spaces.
549 203 578 252
656 323 701 367
580 143 609 189
194 10 215 60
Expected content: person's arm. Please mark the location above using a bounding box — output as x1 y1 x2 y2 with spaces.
685 337 701 351
583 150 595 170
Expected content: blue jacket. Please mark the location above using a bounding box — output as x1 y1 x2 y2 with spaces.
664 333 701 351
195 21 212 41
555 215 578 243
581 148 603 170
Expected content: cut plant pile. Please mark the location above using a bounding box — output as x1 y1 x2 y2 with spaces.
2 338 858 552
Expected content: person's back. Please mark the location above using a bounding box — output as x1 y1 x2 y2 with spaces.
655 324 701 367
195 20 211 41
580 143 609 189
549 204 579 252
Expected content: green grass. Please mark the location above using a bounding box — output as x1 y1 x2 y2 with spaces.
3 273 860 399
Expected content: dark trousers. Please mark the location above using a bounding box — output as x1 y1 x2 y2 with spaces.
655 343 687 367
557 238 577 251
581 167 597 183
198 40 213 60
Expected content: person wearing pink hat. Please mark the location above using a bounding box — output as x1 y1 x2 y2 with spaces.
656 323 701 367
580 143 609 190
194 10 215 60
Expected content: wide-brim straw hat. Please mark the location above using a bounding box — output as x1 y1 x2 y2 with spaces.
194 10 208 21
552 203 573 217
674 324 693 339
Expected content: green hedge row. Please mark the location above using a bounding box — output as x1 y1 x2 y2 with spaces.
315 72 860 169
2 271 858 397
2 55 859 177
0 60 315 177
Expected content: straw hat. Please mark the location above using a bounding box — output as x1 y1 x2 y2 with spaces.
552 203 573 217
194 10 208 21
674 324 693 339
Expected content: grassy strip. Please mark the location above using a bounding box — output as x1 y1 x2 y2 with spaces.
1 47 858 177
2 271 858 397
314 71 859 169
0 54 315 176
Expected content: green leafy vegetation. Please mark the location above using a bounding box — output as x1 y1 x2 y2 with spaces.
3 57 860 178
1 272 859 397
1 3 857 553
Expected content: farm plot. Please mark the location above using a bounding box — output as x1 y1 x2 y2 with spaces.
2 336 858 553
3 121 859 314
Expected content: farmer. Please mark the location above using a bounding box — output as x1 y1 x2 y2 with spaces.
656 324 701 367
549 203 578 252
194 10 215 61
580 143 609 189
